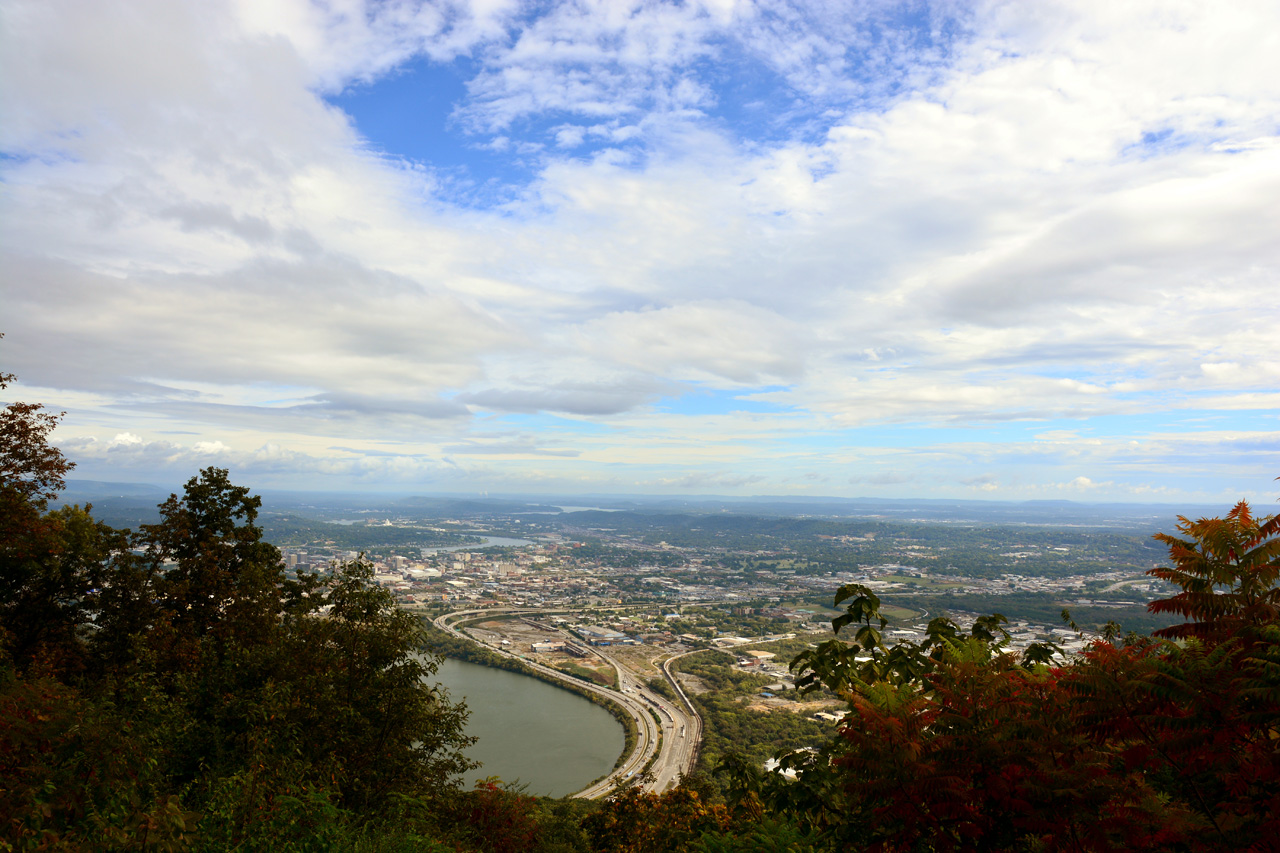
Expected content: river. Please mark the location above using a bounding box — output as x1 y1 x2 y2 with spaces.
431 657 625 797
420 535 533 556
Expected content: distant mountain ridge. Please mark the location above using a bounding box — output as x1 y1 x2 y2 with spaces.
54 480 1225 531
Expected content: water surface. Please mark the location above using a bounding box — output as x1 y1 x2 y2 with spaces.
421 535 533 555
432 657 624 797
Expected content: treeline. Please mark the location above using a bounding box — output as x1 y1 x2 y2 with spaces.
891 590 1181 635
1 458 476 846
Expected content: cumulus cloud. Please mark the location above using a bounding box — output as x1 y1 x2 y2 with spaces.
61 432 460 487
657 471 767 490
3 0 1279 498
1060 476 1105 491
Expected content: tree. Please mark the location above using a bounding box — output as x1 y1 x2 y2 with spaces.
0 367 73 509
1 503 126 676
0 367 99 674
140 467 290 645
279 559 475 810
106 473 474 814
0 668 198 851
582 783 731 853
1150 498 1280 641
0 370 477 847
770 495 1280 852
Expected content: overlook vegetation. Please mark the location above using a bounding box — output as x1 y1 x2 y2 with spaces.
3 371 1279 851
1 372 478 850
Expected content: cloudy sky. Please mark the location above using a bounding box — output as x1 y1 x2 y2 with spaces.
2 0 1278 502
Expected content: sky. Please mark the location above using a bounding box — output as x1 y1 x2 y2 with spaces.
1 0 1278 504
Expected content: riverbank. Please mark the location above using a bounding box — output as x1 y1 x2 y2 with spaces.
419 621 638 773
434 658 623 796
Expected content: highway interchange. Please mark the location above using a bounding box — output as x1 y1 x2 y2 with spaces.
432 608 702 797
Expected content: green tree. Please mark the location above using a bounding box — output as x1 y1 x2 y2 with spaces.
583 784 731 853
100 471 474 816
0 502 125 677
1 371 475 847
139 467 293 646
0 670 199 851
279 559 475 810
0 367 72 508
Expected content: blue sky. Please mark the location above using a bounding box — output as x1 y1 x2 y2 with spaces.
2 0 1278 503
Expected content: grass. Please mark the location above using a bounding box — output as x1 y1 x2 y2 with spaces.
555 661 616 688
780 599 843 618
881 604 922 622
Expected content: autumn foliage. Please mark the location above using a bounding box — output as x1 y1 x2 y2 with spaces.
583 784 731 853
765 496 1280 852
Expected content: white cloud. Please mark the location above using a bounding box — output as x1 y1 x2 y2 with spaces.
1061 476 1103 491
578 300 805 387
454 0 721 133
231 0 520 91
192 440 231 454
3 0 1279 498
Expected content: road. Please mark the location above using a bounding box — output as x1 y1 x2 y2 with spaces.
431 607 702 798
589 644 701 795
652 648 704 792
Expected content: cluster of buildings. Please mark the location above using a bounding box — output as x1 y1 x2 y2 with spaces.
279 521 1150 657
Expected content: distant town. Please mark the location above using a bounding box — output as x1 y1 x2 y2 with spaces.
252 493 1185 658
285 531 1152 658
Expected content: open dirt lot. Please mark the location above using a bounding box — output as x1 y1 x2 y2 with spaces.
746 698 846 715
675 672 712 695
467 617 644 685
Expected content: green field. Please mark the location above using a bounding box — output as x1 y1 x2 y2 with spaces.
556 661 616 688
882 603 922 622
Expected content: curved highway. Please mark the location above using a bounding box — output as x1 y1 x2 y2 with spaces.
655 648 705 791
431 607 701 797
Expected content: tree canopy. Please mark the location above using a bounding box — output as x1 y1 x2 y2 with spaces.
1 373 474 849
